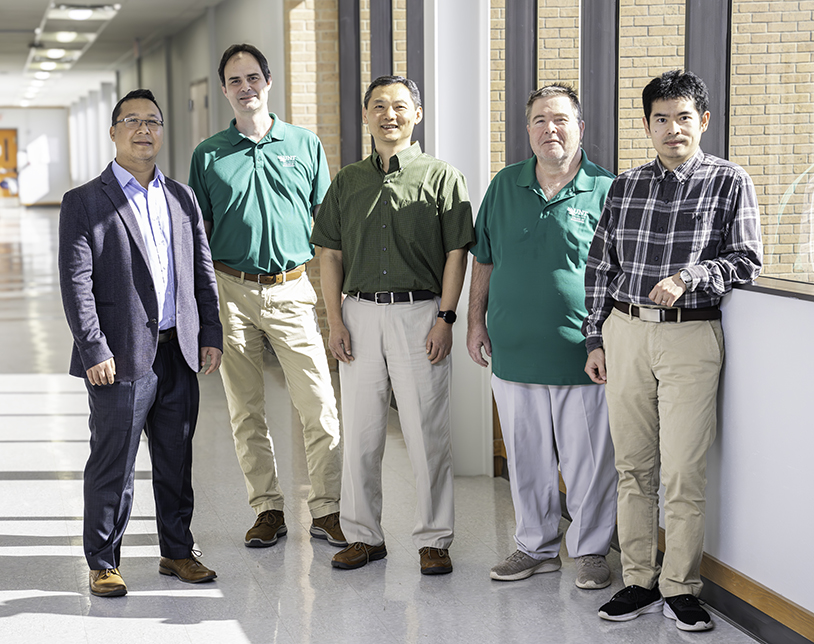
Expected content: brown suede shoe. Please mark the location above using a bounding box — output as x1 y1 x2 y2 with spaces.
331 541 387 569
310 512 347 547
419 547 452 575
89 568 127 597
245 509 287 548
159 554 217 583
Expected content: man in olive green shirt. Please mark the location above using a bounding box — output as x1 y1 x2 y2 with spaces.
311 76 474 575
467 85 617 589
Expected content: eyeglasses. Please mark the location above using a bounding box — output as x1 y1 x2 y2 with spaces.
114 117 164 131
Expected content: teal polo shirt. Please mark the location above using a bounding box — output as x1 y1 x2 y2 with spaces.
471 152 613 385
188 114 330 274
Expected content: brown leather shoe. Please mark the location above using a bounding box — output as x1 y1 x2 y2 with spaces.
331 541 387 569
89 568 127 597
419 547 452 575
245 509 287 547
159 554 217 583
310 512 347 547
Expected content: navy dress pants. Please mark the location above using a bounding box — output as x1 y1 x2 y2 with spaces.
83 338 198 570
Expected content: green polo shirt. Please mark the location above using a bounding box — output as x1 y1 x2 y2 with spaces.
471 152 613 385
188 114 330 274
311 142 474 294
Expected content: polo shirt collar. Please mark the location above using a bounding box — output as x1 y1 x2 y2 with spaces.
372 141 422 173
225 113 286 146
517 149 597 196
652 148 704 183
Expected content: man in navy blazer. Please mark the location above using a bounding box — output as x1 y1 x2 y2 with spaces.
58 89 223 598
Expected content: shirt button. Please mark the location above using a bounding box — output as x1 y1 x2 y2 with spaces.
383 200 388 205
654 256 660 261
382 247 387 251
383 270 387 275
382 224 386 229
658 227 664 232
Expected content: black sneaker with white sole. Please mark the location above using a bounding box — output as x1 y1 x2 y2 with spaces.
663 594 714 631
598 584 664 621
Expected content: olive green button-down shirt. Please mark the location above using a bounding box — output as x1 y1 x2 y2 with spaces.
311 142 474 295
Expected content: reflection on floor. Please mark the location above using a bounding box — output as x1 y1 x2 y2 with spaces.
0 204 759 643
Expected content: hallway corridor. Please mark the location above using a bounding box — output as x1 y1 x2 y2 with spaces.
0 203 759 643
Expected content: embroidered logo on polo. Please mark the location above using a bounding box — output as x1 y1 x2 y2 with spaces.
277 155 297 167
567 207 590 223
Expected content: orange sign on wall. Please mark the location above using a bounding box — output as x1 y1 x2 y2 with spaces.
0 129 19 197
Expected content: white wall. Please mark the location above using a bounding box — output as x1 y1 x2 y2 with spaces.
705 287 814 613
0 107 71 205
168 11 211 179
211 0 286 127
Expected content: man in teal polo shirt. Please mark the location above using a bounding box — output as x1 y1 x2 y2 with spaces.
311 76 474 575
188 44 344 550
467 84 617 588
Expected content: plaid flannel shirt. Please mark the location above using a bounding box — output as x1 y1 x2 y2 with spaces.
583 150 763 353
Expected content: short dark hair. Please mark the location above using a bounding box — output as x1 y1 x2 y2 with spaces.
218 43 271 86
363 76 422 109
525 84 582 123
111 89 163 126
642 70 709 122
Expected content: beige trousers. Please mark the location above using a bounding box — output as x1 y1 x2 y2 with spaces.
216 270 341 519
338 296 454 550
603 307 724 598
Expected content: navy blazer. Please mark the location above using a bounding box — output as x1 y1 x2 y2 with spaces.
58 162 222 382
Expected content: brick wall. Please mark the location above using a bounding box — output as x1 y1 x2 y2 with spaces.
538 0 580 89
490 1 506 177
618 0 685 172
284 0 341 368
728 0 814 280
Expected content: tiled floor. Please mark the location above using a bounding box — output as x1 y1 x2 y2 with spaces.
0 203 760 643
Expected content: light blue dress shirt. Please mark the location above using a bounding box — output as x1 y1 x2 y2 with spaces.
111 161 177 330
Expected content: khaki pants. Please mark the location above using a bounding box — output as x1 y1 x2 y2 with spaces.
603 307 724 597
216 270 341 519
338 296 454 550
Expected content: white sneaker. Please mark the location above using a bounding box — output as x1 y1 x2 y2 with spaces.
490 550 561 581
575 554 611 589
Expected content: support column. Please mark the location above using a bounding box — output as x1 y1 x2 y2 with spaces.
424 0 492 476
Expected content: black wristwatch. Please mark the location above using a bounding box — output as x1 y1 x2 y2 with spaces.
437 310 457 324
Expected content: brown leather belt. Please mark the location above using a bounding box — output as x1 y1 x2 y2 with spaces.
213 260 305 285
613 301 721 323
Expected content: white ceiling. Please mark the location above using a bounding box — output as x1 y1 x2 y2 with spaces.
0 0 221 108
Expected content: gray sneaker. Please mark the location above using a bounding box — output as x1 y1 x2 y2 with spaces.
490 550 562 581
575 555 611 589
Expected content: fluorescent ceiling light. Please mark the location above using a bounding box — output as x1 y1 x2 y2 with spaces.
20 101 31 107
55 31 79 43
35 72 51 80
40 62 58 71
68 9 94 20
47 49 67 59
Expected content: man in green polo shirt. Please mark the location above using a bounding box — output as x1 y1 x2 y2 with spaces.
311 76 474 575
467 84 618 589
188 43 344 550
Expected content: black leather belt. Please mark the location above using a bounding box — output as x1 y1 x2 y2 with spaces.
355 290 436 304
158 327 177 344
613 301 721 322
214 260 305 285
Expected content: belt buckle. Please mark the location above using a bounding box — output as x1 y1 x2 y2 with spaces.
374 291 393 305
638 307 666 323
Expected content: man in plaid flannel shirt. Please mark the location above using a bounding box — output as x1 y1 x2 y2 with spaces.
583 70 762 632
